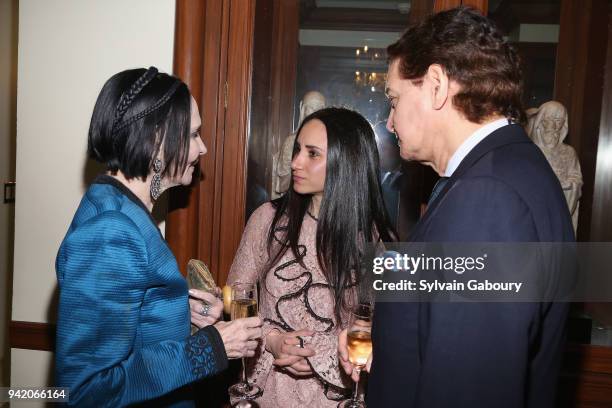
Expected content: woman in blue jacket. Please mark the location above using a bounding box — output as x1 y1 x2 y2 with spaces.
55 67 262 407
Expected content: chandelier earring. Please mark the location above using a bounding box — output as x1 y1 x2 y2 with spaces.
150 158 163 200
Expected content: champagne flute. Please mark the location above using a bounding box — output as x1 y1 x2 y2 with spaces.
338 303 373 408
228 282 262 401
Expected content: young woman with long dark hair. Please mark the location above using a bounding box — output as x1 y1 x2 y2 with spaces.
227 107 396 407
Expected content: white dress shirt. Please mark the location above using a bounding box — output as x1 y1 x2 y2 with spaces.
445 118 511 177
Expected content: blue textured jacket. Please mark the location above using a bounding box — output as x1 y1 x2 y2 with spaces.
55 176 228 407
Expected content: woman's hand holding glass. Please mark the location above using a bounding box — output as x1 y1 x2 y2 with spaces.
189 288 224 327
337 304 373 408
214 317 263 359
338 328 372 382
189 287 262 359
266 329 315 377
228 282 264 400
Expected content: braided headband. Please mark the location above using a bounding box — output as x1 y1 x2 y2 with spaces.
111 66 182 134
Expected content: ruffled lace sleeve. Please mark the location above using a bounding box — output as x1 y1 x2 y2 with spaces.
227 203 278 387
245 321 279 388
307 330 353 394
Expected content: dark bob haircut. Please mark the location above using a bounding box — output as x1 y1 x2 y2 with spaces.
266 107 396 323
88 67 191 180
387 7 525 124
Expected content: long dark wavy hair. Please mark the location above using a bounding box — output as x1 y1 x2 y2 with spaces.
265 107 397 323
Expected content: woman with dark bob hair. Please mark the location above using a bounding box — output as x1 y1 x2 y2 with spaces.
55 67 262 407
227 107 396 407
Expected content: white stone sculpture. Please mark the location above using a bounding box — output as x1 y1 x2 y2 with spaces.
530 101 583 231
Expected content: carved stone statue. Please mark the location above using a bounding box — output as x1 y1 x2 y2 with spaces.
272 91 326 198
530 101 583 231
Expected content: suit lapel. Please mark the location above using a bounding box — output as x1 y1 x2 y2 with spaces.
410 124 531 240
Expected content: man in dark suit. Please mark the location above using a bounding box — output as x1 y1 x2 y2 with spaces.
338 7 573 408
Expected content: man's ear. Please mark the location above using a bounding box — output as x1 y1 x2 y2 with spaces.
426 64 449 110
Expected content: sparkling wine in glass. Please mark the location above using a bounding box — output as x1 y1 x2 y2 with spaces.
231 297 257 319
228 282 262 401
339 304 373 408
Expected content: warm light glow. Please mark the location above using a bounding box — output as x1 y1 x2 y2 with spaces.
352 68 386 94
364 45 369 52
356 49 360 56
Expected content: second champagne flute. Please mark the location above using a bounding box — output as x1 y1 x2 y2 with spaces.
338 303 373 408
228 282 262 401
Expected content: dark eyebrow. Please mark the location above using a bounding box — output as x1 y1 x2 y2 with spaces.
305 144 324 151
190 126 201 135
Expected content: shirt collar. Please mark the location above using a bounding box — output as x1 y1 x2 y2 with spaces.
445 118 510 177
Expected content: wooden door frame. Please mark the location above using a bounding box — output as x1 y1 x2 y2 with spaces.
167 0 255 285
590 0 612 242
434 0 487 14
554 0 611 242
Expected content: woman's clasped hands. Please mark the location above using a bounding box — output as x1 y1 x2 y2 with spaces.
266 329 316 377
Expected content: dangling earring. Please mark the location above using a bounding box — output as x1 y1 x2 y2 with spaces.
150 158 163 200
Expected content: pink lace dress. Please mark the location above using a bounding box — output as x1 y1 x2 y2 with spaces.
227 203 353 407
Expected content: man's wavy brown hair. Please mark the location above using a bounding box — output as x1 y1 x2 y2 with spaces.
387 7 526 124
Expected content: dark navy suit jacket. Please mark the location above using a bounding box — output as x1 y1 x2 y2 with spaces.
368 124 574 408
